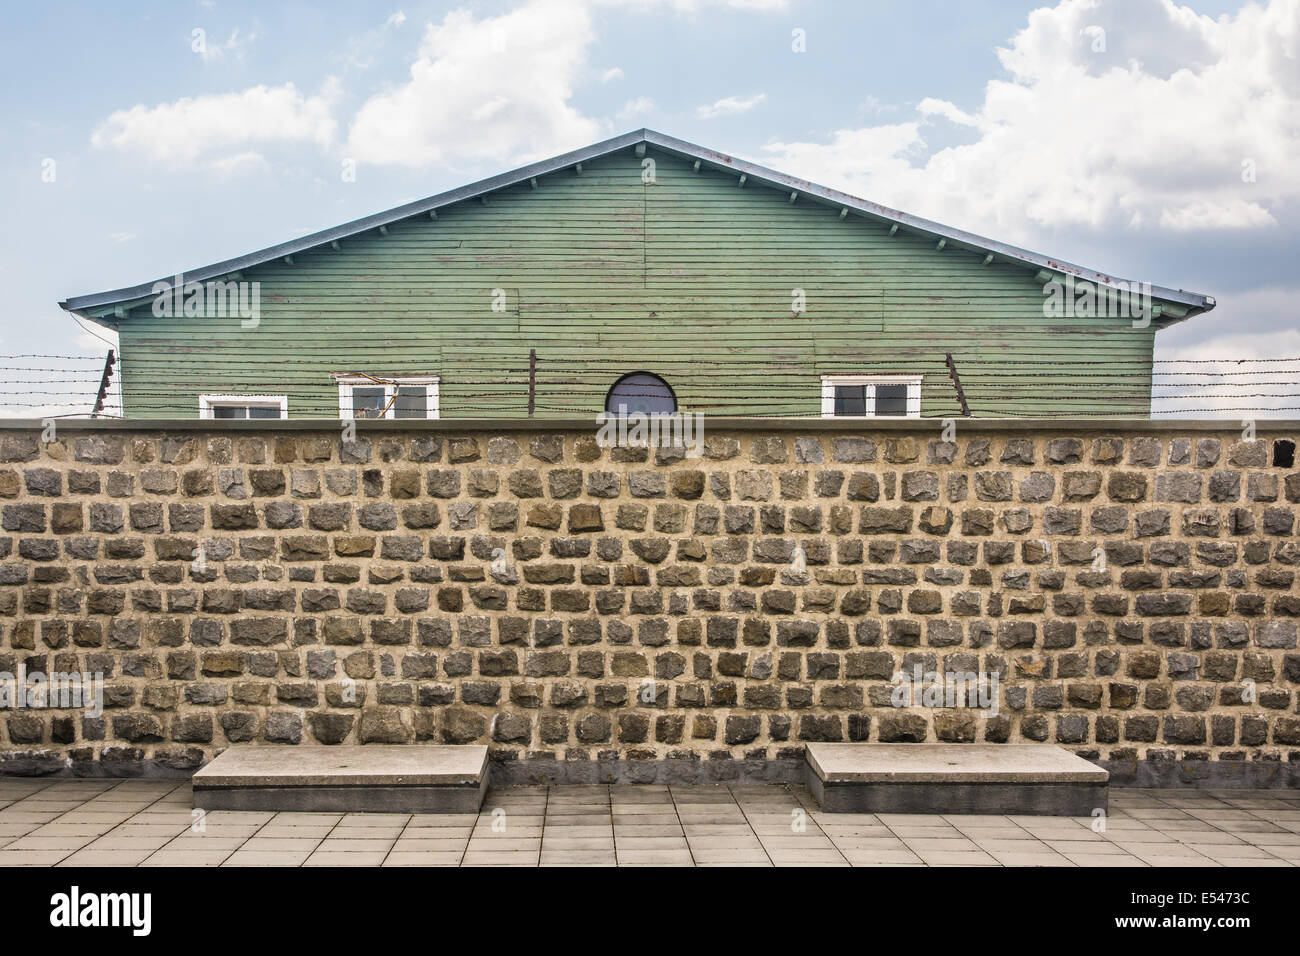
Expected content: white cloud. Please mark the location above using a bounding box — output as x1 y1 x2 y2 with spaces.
0 400 100 418
107 232 135 244
696 92 766 119
756 123 926 187
596 0 789 10
91 81 338 169
208 150 270 176
1162 329 1300 363
858 95 899 117
340 10 409 69
616 96 655 120
197 27 258 63
74 326 118 353
916 97 981 129
759 0 1300 240
1158 200 1277 231
98 0 790 174
346 0 602 168
1163 284 1299 344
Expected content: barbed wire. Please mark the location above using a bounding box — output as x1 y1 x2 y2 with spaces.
0 352 1295 419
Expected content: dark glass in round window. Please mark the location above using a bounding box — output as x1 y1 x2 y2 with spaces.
605 373 677 415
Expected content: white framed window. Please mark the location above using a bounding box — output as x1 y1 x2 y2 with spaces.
199 395 288 420
336 375 440 420
820 375 922 419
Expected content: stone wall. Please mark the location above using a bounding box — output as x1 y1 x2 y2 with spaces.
0 420 1297 786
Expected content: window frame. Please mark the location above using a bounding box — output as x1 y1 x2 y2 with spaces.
604 371 678 416
198 394 289 420
820 374 923 419
335 375 440 420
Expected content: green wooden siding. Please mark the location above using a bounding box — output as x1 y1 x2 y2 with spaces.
116 147 1156 418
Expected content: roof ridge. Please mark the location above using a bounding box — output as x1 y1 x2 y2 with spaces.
61 128 1214 324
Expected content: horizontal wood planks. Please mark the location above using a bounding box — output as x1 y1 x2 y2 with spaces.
117 148 1156 418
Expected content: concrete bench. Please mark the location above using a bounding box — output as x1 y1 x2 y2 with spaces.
192 745 489 813
806 744 1108 815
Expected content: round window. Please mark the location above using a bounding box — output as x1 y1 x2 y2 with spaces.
605 372 677 415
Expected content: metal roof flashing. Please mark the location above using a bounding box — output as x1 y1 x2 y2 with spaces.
60 128 1215 325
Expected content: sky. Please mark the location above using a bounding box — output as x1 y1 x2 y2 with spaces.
2 0 1296 416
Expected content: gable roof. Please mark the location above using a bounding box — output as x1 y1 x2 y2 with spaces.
61 128 1215 327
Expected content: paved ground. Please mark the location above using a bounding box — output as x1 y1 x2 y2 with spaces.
0 778 1298 866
